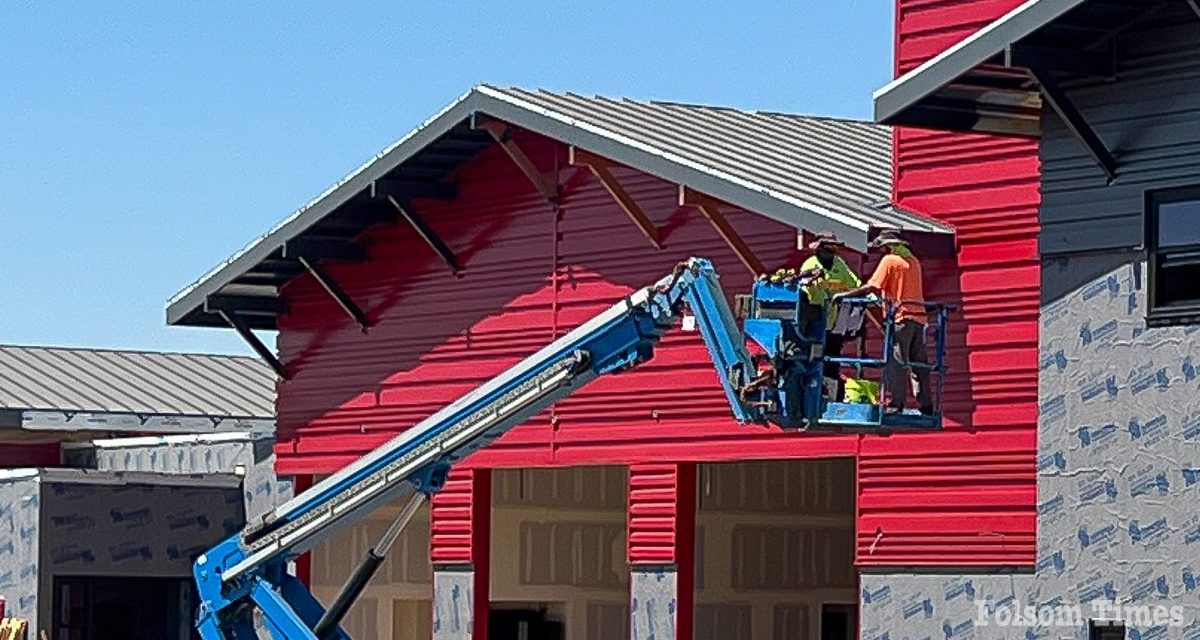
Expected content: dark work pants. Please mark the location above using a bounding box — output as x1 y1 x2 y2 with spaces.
823 333 845 380
886 320 933 411
824 333 851 401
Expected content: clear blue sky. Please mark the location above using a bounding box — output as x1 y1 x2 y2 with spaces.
1 2 893 356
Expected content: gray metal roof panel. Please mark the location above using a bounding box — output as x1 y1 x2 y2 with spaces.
0 345 275 419
873 0 1087 125
168 85 952 327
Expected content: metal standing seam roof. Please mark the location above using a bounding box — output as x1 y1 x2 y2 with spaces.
167 85 952 329
0 345 275 430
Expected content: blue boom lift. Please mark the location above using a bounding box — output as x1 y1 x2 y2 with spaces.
194 257 952 639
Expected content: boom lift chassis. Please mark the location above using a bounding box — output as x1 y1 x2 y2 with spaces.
195 257 952 639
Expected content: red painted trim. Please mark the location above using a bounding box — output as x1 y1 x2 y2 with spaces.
0 443 60 467
628 463 695 640
430 468 490 565
473 470 491 640
429 468 490 639
291 474 314 586
675 464 695 640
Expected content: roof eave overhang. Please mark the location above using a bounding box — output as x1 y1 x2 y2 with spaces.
873 0 1090 135
6 407 274 435
165 90 484 329
0 467 244 489
169 86 953 329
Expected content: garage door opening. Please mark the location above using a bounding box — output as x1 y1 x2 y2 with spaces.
491 466 629 640
695 459 857 640
53 576 196 640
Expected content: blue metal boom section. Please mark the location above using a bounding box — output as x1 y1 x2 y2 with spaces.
195 259 714 640
683 271 829 428
677 261 757 423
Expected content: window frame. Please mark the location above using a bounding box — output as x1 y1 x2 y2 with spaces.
1145 185 1200 326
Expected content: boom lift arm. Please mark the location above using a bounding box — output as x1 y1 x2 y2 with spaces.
195 258 756 639
195 257 950 639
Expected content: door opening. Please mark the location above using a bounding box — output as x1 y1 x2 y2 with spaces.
489 607 565 640
695 459 857 639
54 576 197 640
820 603 857 640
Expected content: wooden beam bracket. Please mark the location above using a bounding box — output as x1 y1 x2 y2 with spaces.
206 300 288 379
473 116 559 204
297 255 371 331
1025 63 1117 183
386 196 462 276
679 187 767 277
568 146 662 249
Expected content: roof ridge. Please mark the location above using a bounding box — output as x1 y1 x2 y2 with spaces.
751 110 883 126
0 343 260 361
482 84 875 124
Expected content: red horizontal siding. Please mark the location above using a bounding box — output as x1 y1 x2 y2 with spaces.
627 463 695 566
429 468 490 565
273 131 868 475
855 0 1039 567
275 135 560 472
895 0 1029 74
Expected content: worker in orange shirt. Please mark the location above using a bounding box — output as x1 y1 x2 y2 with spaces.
833 230 932 415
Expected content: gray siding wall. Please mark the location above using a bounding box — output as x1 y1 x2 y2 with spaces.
36 481 244 631
1040 6 1200 255
1037 8 1200 637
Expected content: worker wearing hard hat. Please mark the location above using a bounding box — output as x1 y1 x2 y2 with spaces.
834 230 933 415
800 232 862 400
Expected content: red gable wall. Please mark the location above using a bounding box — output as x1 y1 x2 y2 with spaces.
274 71 1038 567
274 132 858 474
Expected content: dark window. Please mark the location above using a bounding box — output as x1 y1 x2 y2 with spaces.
1147 187 1200 325
1089 619 1125 640
820 604 856 640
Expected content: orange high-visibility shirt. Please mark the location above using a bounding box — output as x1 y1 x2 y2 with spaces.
867 253 926 323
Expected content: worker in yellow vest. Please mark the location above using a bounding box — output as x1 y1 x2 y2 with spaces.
800 232 861 400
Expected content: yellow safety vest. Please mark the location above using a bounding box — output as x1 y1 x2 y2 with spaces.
800 255 861 328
